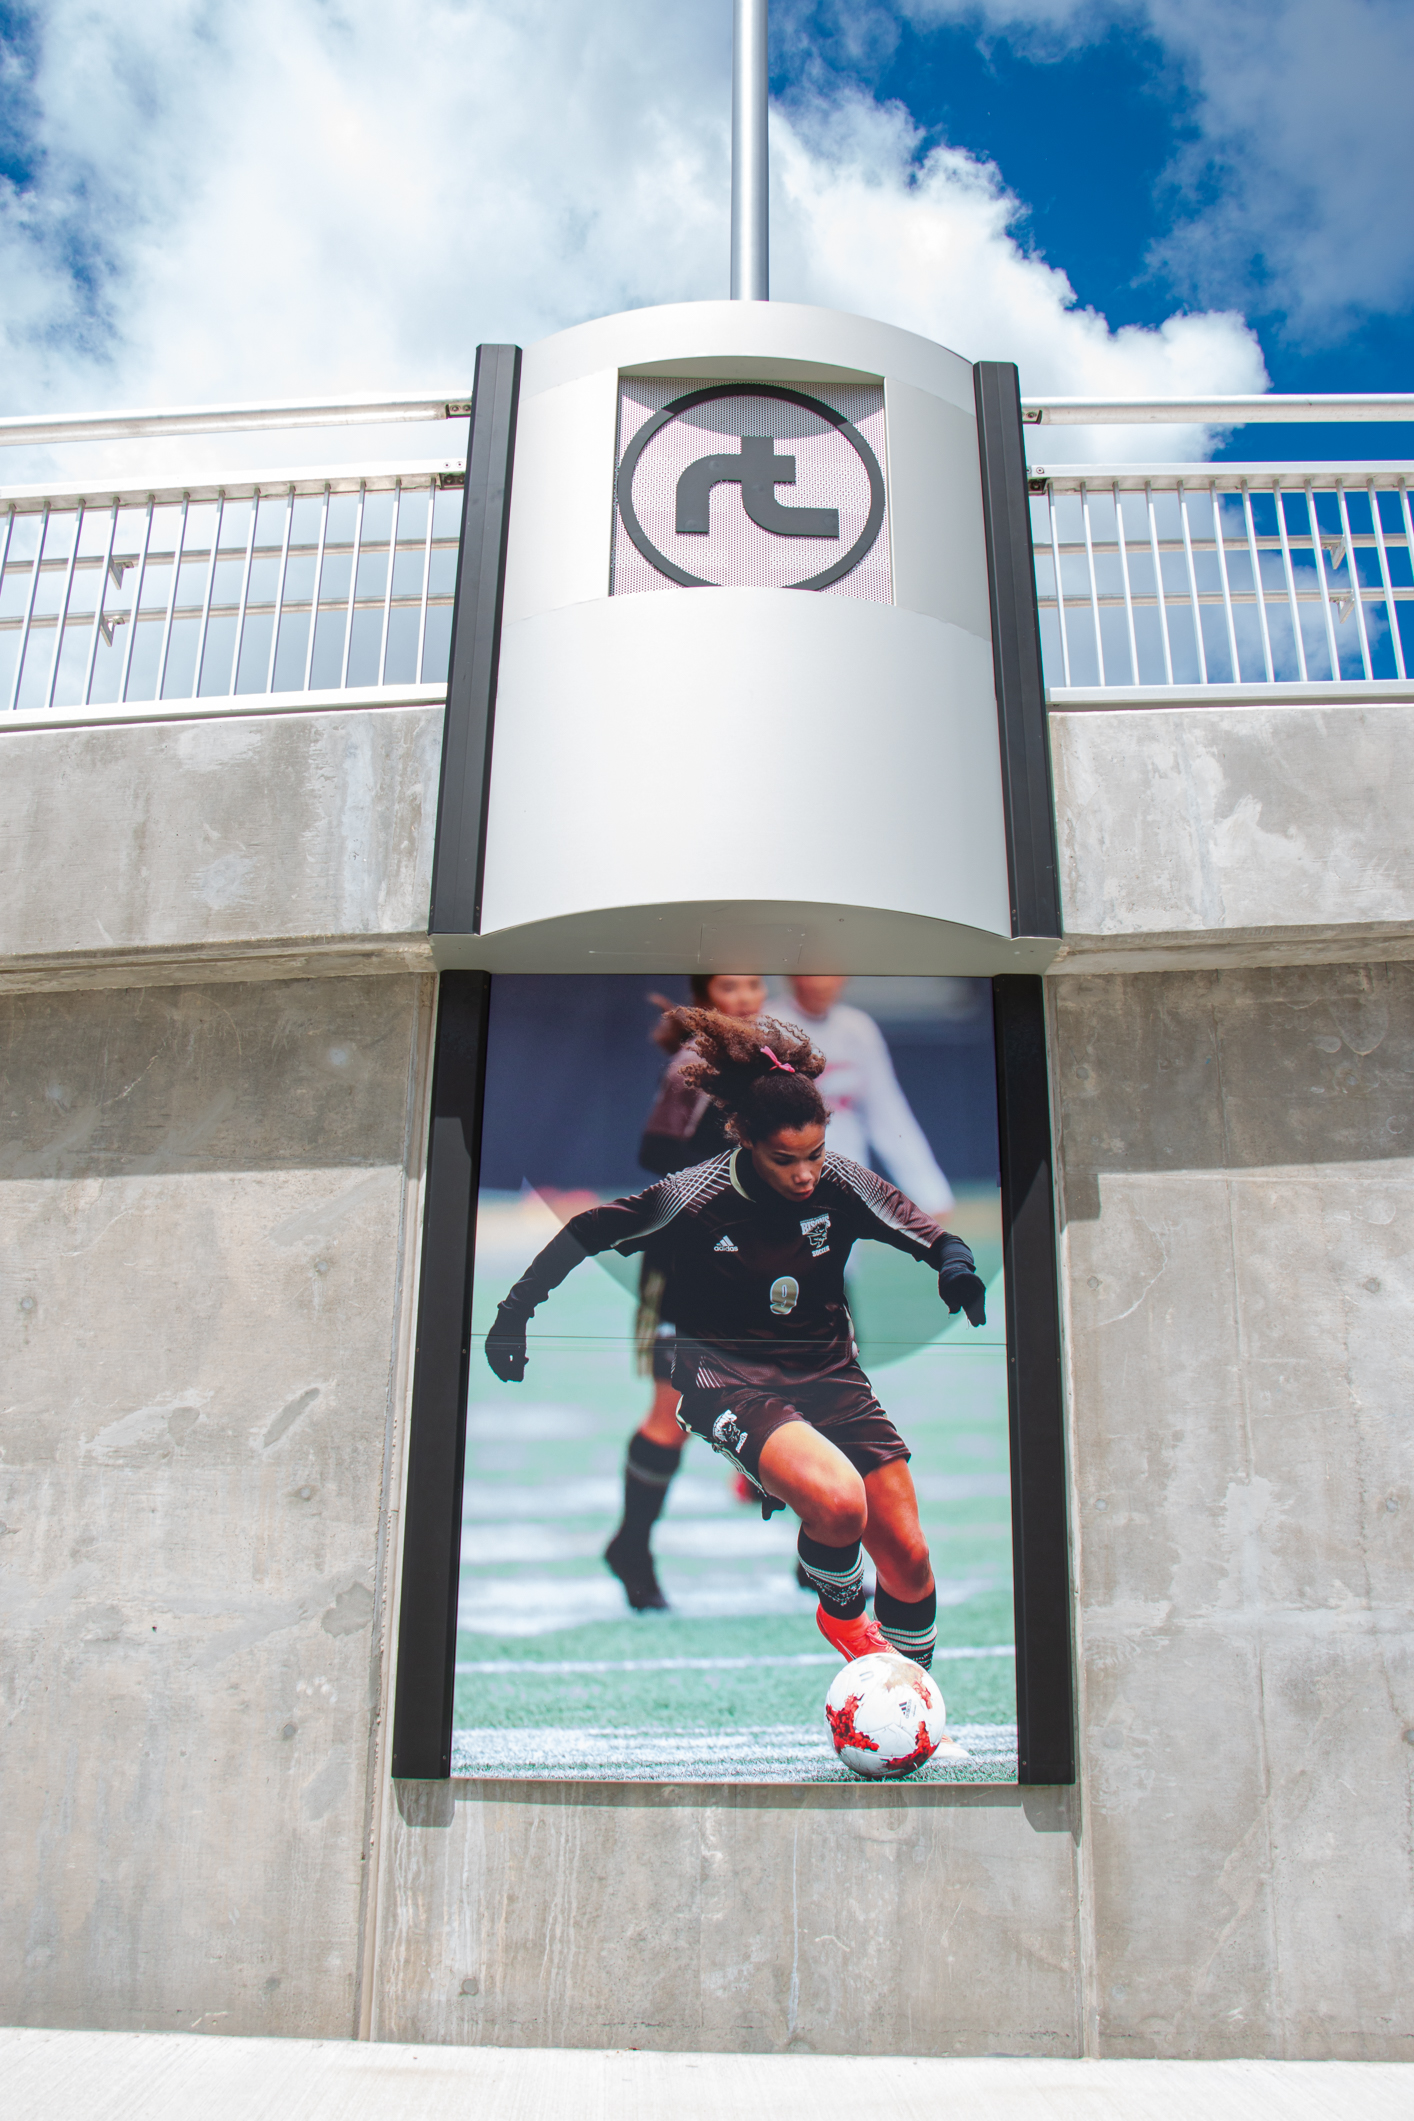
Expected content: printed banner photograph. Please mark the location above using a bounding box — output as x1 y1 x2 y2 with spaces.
455 974 1016 1782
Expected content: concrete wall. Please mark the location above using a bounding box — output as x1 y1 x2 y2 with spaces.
1050 703 1414 967
1052 961 1414 2059
0 703 441 989
373 1783 1080 2055
3 694 1413 2060
0 970 434 2036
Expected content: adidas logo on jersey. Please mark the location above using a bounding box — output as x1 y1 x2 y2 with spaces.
713 1234 739 1252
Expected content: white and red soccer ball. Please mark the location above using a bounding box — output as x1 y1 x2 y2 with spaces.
825 1652 947 1777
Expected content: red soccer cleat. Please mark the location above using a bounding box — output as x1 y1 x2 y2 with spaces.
815 1605 893 1662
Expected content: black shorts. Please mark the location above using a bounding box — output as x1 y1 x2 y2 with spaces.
677 1366 909 1484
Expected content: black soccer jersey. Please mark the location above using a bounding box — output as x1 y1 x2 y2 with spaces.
496 1148 964 1390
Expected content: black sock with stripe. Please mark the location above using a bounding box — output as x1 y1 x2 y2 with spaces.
617 1432 682 1553
874 1585 937 1670
797 1531 865 1619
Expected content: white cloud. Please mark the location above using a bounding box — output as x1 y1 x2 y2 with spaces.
0 0 1261 485
773 88 1264 459
900 0 1414 338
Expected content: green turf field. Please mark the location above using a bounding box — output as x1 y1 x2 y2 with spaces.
453 1187 1016 1783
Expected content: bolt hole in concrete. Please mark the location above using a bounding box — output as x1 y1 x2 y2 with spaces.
459 1977 480 1997
454 973 1018 1784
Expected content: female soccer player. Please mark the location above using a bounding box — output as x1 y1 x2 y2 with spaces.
605 973 768 1612
487 1012 988 1668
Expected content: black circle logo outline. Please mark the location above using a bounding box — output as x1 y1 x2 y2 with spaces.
615 382 887 593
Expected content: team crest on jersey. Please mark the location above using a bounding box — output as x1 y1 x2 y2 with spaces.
799 1212 831 1255
713 1234 739 1252
712 1409 746 1454
769 1276 800 1316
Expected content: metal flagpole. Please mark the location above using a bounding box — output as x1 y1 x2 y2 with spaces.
730 0 768 299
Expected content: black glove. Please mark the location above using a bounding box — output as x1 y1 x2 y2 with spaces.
937 1235 986 1328
485 1304 528 1382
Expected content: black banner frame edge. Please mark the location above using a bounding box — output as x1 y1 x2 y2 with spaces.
429 341 522 941
993 972 1075 1786
390 970 492 1779
974 359 1063 942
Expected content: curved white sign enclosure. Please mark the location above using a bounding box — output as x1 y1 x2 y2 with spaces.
443 299 1054 976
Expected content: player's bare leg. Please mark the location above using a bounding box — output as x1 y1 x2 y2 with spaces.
862 1458 938 1669
638 1380 685 1449
605 1379 684 1613
757 1423 892 1660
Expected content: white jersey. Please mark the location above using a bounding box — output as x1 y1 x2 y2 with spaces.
782 1000 955 1218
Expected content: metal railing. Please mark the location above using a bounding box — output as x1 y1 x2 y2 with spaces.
1030 463 1414 696
0 467 464 716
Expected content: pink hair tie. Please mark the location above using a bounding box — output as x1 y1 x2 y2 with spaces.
760 1046 795 1074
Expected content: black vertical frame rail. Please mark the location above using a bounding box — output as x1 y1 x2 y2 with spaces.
429 342 522 940
391 971 491 1779
993 974 1073 1784
974 360 1062 941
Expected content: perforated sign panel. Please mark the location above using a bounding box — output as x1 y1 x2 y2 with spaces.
612 377 891 602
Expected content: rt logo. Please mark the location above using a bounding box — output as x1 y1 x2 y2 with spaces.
675 435 839 541
616 382 885 592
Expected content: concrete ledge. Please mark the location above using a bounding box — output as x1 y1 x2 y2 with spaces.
0 935 436 996
1050 920 1414 973
6 2029 1411 2119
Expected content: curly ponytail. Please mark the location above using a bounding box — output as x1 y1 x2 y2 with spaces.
667 1010 828 1144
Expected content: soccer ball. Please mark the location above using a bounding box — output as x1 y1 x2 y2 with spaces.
824 1652 946 1778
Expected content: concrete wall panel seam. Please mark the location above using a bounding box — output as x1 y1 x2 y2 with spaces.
354 972 438 2041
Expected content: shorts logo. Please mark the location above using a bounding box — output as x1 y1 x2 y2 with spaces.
799 1213 831 1255
713 1234 739 1252
712 1409 746 1454
769 1276 800 1316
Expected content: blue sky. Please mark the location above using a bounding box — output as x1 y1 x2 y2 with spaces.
773 0 1414 459
0 0 1409 468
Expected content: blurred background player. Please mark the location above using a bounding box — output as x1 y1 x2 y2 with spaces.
486 1011 988 1672
603 973 768 1611
779 976 954 1221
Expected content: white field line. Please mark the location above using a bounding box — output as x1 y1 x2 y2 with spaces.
454 1647 1015 1675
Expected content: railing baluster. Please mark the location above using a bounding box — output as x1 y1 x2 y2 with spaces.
231 485 260 693
302 487 331 693
1080 482 1103 683
415 481 436 683
1117 481 1139 684
44 502 84 710
81 499 120 707
193 494 223 699
1274 476 1310 683
264 487 295 694
1048 485 1071 687
154 496 189 702
1212 480 1241 684
1368 476 1406 682
119 500 153 703
1242 482 1275 684
2 503 22 713
1177 481 1208 684
379 483 400 684
1308 479 1343 681
1334 480 1374 681
339 485 366 690
1146 482 1173 686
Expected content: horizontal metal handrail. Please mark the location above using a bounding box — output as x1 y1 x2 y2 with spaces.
1 464 466 716
1033 459 1414 488
1023 395 1414 426
0 392 474 449
6 388 1413 451
0 458 465 511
